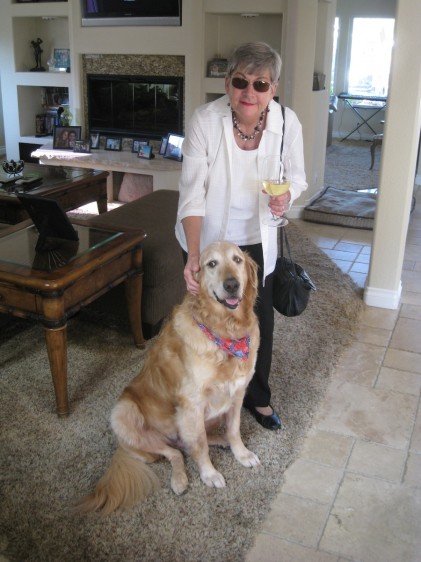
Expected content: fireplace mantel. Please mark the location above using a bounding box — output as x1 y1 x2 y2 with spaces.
32 144 182 200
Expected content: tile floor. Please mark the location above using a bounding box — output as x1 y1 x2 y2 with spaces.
246 193 421 562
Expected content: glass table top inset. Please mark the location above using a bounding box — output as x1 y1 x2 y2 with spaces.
0 224 122 271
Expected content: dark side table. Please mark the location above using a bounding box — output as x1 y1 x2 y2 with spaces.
0 220 146 416
0 164 108 224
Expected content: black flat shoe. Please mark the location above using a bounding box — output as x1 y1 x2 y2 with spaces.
244 403 282 430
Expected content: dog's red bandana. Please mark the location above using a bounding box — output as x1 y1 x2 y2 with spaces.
194 319 250 360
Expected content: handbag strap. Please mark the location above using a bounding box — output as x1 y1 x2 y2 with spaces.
280 227 293 260
278 105 290 260
279 105 288 259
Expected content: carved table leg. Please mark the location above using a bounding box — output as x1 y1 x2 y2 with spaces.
44 325 69 416
125 271 145 349
97 195 108 214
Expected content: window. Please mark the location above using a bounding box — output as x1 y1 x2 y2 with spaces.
348 18 394 99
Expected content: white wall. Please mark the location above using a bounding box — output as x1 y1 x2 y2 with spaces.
282 0 336 210
68 0 203 131
365 0 421 308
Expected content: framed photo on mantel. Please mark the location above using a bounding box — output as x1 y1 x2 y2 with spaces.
53 126 81 150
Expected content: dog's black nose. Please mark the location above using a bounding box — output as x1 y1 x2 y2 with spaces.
224 277 239 295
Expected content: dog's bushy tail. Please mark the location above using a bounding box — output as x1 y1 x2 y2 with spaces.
75 447 160 515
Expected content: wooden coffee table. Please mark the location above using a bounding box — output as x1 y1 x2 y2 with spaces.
0 220 146 416
0 164 108 224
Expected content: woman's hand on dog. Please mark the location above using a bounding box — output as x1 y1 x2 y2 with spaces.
184 254 200 295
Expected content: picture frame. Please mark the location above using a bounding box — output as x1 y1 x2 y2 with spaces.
163 133 184 162
132 138 149 153
53 48 70 71
73 139 91 154
53 126 82 150
207 58 228 78
137 145 154 160
159 135 168 155
44 112 56 135
105 137 122 151
90 132 100 149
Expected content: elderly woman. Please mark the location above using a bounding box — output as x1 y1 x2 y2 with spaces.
175 42 307 430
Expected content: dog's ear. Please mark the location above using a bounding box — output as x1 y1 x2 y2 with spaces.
244 253 259 304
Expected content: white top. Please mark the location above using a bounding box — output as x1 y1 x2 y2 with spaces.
226 142 260 246
175 95 308 280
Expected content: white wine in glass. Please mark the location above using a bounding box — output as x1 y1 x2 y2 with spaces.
261 156 291 227
262 179 291 197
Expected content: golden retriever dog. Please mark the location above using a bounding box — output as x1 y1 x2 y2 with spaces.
78 240 260 514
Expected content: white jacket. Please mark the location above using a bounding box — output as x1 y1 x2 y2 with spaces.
175 95 308 280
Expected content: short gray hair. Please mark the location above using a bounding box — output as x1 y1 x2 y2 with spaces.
226 42 282 83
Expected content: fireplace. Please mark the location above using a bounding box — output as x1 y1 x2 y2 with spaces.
87 74 183 140
82 54 185 142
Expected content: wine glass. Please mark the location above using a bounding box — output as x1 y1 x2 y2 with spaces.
261 156 291 227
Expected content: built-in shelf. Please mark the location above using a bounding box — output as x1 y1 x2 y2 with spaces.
2 1 71 159
203 77 225 94
11 1 68 19
14 72 70 87
12 15 69 72
203 8 282 101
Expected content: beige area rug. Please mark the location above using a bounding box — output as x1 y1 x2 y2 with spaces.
0 223 365 562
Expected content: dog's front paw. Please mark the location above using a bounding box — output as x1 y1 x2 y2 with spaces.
171 472 189 496
200 468 226 489
236 449 260 468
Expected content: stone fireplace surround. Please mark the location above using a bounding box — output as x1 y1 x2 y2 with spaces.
82 54 185 151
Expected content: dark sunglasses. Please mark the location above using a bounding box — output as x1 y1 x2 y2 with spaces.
231 76 272 93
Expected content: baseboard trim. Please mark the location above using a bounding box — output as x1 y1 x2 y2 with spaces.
364 282 402 309
288 204 306 219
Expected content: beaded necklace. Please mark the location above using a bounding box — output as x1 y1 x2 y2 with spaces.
231 109 266 142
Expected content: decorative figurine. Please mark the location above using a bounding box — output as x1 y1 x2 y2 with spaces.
2 160 25 177
30 38 46 72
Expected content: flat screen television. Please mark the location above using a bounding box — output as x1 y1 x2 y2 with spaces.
87 74 184 140
81 0 182 27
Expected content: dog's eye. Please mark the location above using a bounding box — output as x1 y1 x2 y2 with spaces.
233 255 242 264
207 260 217 268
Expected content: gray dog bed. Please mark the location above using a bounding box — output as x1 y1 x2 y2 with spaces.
303 186 377 230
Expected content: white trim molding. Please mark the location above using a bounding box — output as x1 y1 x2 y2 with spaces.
364 281 402 309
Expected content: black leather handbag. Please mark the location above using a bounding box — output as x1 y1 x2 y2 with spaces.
273 228 316 317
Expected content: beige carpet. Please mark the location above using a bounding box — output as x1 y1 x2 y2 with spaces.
324 139 380 191
0 223 365 562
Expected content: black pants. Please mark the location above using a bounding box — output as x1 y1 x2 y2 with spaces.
182 243 274 408
239 244 274 408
